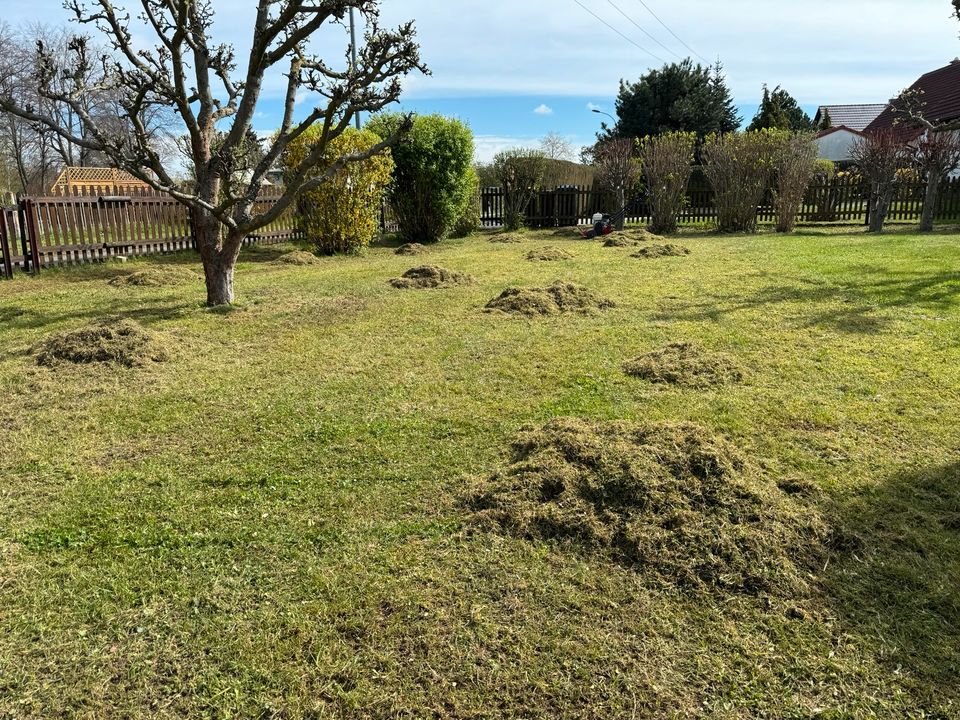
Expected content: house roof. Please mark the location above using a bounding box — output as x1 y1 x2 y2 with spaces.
867 60 960 133
815 104 887 131
815 125 866 140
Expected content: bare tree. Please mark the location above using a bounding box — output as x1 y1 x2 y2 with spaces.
638 131 695 235
0 2 425 305
914 130 960 232
539 132 574 162
493 148 546 231
772 132 818 233
850 130 910 233
594 138 639 230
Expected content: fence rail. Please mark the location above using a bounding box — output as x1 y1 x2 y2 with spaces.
479 176 960 229
1 189 299 278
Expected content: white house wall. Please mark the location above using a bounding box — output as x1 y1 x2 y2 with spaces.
816 130 860 162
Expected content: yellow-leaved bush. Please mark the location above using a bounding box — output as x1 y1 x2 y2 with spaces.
283 127 394 255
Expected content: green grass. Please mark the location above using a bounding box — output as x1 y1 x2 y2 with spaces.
1 227 959 718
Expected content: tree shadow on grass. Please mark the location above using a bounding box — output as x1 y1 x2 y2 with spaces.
654 267 960 335
824 461 960 709
0 302 196 343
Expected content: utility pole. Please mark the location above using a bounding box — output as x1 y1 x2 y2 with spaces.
350 8 361 130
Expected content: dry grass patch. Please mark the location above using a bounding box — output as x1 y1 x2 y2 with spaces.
34 318 171 368
623 342 744 387
464 417 827 596
632 244 691 259
489 232 526 244
274 250 321 266
484 281 615 316
394 243 429 256
108 267 199 287
602 228 665 247
526 246 573 261
389 265 474 290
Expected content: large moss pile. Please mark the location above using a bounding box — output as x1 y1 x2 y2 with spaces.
484 282 615 316
389 265 474 289
465 418 826 596
35 319 171 368
623 342 744 387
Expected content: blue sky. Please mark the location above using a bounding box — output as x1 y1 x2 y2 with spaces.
4 1 960 161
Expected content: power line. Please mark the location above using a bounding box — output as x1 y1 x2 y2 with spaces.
632 0 710 65
572 0 666 65
605 0 684 61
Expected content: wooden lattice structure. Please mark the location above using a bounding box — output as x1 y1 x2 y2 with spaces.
49 167 154 196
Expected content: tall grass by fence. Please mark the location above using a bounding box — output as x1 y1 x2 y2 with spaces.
0 187 298 278
479 176 960 229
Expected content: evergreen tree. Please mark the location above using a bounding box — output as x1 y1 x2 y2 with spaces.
748 85 813 132
817 108 833 132
605 59 741 140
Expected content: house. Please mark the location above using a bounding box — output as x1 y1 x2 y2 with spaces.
866 59 960 137
814 125 865 164
814 104 887 132
49 167 153 196
867 59 960 177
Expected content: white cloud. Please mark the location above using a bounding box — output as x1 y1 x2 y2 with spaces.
533 103 553 115
473 135 541 163
586 102 604 112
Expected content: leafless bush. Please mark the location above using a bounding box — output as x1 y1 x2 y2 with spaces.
914 130 960 232
772 132 819 233
594 138 640 230
850 130 911 233
639 132 695 235
494 149 547 231
702 131 779 233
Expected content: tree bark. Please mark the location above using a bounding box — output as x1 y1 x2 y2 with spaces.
868 184 894 233
194 212 242 306
920 171 939 232
614 188 626 231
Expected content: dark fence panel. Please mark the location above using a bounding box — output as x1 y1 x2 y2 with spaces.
473 175 960 230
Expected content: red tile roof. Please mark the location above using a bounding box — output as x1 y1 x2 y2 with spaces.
867 60 960 133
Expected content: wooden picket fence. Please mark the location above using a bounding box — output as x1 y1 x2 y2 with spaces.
479 176 960 229
0 187 299 278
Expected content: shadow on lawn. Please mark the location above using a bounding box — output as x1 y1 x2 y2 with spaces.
824 461 960 706
654 267 960 334
0 302 195 339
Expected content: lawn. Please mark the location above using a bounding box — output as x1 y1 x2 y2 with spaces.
0 227 958 718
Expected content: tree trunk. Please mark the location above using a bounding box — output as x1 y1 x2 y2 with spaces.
920 171 939 232
194 212 242 306
868 184 894 233
614 188 626 230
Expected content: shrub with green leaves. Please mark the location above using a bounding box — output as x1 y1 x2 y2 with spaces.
283 126 393 255
702 130 780 233
451 167 481 238
493 149 547 231
368 113 474 244
639 132 696 235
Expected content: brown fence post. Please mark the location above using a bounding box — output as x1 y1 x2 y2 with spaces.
0 210 12 279
22 198 42 273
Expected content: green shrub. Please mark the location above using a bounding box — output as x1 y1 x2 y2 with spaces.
639 132 696 235
367 113 474 244
772 132 819 233
283 127 393 255
451 167 481 238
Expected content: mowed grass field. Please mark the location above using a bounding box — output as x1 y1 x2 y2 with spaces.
0 227 959 718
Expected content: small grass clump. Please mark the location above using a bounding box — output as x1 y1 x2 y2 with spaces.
108 267 199 287
34 318 170 368
526 246 573 261
484 281 615 316
489 232 526 244
623 342 744 387
632 243 691 259
394 243 429 256
274 250 321 266
465 417 826 596
602 228 665 247
389 265 474 289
